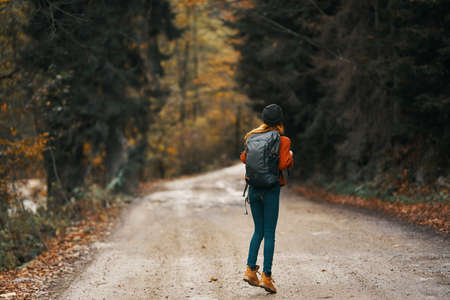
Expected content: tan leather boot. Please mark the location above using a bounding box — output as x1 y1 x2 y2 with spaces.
243 265 260 286
259 272 277 293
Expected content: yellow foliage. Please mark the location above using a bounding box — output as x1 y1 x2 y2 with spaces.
10 127 17 137
83 142 92 155
144 0 259 178
177 0 207 8
92 156 103 166
167 147 177 155
128 137 137 147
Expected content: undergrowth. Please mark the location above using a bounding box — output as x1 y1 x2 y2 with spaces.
0 186 132 271
325 181 450 204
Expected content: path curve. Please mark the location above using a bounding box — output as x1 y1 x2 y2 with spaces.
58 164 449 300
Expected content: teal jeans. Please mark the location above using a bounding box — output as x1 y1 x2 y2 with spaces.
246 184 280 275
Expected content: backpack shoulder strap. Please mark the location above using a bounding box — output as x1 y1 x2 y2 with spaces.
243 182 249 197
243 182 249 215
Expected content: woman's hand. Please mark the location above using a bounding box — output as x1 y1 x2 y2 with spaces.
288 150 294 169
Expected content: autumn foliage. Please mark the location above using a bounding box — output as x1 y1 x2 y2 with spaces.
230 0 450 192
0 0 256 272
0 0 182 271
0 207 119 299
1 0 449 283
145 0 257 178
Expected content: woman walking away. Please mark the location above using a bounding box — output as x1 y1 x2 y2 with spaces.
240 104 293 294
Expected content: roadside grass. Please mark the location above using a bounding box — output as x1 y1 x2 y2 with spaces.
295 181 450 233
326 181 450 204
0 185 135 299
0 185 133 271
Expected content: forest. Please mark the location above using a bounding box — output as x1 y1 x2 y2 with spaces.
0 0 257 271
230 0 450 200
1 0 449 274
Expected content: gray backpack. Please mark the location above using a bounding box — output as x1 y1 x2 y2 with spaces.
245 131 280 188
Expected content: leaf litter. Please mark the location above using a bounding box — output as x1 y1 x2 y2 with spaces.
0 207 121 299
296 186 449 233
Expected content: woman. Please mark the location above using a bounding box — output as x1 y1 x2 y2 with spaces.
240 104 293 293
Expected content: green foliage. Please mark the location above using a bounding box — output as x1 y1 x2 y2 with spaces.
390 0 450 147
228 0 330 179
0 209 47 271
231 0 450 186
0 0 181 271
18 0 181 205
325 180 450 205
0 184 131 271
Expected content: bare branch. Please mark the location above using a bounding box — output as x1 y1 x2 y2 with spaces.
307 0 328 16
252 13 356 66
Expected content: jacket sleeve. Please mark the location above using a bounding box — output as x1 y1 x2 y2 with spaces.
240 150 246 164
279 136 293 170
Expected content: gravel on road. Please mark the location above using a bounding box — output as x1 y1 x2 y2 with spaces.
56 164 450 300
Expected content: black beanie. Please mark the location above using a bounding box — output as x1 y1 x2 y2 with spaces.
262 104 283 126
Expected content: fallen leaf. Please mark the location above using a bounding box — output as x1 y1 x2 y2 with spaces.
295 186 449 233
0 205 121 299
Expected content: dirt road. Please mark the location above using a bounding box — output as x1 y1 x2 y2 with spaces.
58 164 449 300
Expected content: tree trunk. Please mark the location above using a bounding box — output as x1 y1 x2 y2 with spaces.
192 6 200 120
105 124 125 186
